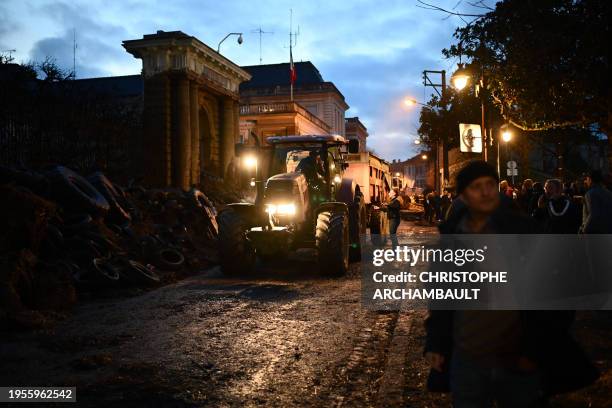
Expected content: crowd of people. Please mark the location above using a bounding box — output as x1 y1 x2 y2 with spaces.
421 161 612 407
419 169 612 234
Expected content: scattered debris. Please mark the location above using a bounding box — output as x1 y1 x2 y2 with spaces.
0 165 220 330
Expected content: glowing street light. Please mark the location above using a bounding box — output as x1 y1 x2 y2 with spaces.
404 98 417 107
502 130 512 143
451 64 470 90
243 155 257 169
414 139 421 145
421 154 428 160
497 126 516 181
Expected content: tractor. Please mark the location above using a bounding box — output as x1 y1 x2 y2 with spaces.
217 134 372 277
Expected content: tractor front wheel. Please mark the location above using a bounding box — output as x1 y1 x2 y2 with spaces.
217 208 255 276
316 210 349 277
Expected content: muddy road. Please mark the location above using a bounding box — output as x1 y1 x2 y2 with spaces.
1 222 441 407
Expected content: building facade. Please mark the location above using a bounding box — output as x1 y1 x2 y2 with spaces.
238 62 348 145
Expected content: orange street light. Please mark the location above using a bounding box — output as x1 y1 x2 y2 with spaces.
451 64 470 90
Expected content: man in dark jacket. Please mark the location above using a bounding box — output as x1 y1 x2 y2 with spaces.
425 161 598 407
382 188 401 246
580 169 612 233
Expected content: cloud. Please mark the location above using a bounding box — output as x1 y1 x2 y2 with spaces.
26 1 136 78
5 0 464 160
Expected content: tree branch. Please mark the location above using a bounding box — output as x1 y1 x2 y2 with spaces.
416 0 485 17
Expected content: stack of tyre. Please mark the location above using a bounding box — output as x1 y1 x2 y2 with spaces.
0 165 219 297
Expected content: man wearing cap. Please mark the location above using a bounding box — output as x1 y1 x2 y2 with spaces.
424 161 598 407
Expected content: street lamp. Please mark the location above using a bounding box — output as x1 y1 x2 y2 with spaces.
497 127 514 184
421 154 428 160
451 64 470 91
451 63 489 162
217 32 244 53
502 130 512 143
414 139 421 145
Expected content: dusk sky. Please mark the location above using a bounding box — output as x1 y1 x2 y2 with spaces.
0 0 482 161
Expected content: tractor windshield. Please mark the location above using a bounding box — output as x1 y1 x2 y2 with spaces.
270 144 326 177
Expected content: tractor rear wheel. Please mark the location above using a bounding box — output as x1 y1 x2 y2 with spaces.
217 208 255 276
316 210 349 277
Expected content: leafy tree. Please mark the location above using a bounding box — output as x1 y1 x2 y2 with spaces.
442 0 610 169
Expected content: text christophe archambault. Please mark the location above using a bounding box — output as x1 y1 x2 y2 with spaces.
370 245 507 300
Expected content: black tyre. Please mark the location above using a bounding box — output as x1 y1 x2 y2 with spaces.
120 260 160 286
349 194 366 262
45 166 110 217
316 210 349 277
88 172 132 225
156 248 185 271
217 208 255 276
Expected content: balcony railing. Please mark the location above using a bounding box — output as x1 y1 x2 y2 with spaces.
239 102 330 132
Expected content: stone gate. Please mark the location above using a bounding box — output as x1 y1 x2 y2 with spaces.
123 31 251 189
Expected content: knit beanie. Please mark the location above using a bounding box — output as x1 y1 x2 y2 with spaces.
456 160 499 194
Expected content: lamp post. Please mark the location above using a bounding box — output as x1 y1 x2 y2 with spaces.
404 98 441 192
217 32 244 53
451 63 488 162
497 128 513 180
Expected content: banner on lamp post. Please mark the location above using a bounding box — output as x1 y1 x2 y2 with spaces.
459 124 483 153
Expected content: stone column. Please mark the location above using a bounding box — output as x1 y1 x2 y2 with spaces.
172 75 191 190
221 97 235 180
142 73 171 186
190 82 200 186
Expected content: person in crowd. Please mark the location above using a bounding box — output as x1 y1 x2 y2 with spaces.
528 182 544 217
424 190 435 224
580 169 612 234
382 188 401 246
425 161 598 407
517 178 534 214
440 189 452 220
432 190 442 222
533 179 581 234
499 179 513 198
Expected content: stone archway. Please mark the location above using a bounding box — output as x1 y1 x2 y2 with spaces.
123 30 251 189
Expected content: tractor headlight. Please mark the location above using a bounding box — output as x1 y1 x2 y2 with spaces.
265 203 296 216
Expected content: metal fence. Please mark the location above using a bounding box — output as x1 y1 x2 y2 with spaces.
0 79 143 182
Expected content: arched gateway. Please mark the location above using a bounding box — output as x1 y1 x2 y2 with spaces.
123 30 251 189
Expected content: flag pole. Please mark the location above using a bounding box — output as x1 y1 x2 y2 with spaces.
290 9 293 101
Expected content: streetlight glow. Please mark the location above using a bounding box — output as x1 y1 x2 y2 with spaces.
452 74 469 90
404 98 417 107
243 155 257 169
421 154 428 160
414 139 421 145
451 64 470 91
502 130 512 142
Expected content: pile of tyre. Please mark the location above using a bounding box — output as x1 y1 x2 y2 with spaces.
0 165 218 328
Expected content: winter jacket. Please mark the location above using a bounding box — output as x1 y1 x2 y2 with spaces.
425 205 599 396
580 184 612 233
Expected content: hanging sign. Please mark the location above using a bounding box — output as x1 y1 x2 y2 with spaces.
459 124 483 153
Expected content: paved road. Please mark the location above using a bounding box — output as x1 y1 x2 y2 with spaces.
0 221 444 407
